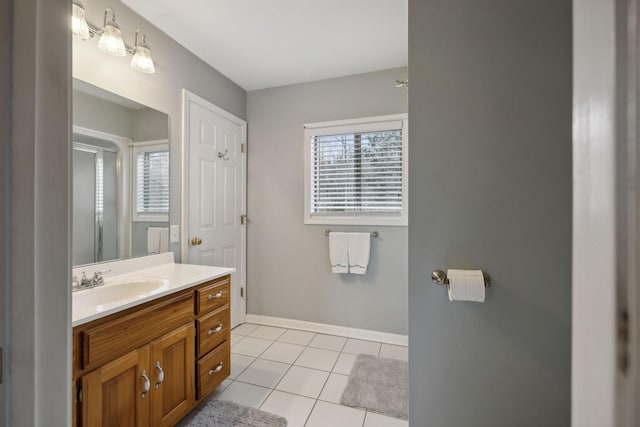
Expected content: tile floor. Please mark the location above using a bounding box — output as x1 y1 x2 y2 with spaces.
181 323 409 427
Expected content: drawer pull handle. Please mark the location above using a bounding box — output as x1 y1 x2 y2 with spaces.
141 370 150 399
155 361 165 389
208 291 223 300
208 324 223 335
208 362 223 375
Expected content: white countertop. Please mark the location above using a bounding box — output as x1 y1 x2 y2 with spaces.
72 253 235 327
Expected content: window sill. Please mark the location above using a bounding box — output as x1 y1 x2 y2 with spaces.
133 215 169 223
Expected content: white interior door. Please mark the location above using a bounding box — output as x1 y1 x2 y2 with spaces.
183 90 246 328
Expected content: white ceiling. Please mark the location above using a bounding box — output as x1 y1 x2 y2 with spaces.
121 0 408 91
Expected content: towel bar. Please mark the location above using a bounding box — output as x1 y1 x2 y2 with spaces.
431 270 491 288
324 229 379 238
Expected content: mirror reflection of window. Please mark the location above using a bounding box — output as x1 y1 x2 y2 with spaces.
134 144 170 221
132 142 170 257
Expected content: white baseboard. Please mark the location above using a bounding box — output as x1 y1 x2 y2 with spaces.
245 314 408 346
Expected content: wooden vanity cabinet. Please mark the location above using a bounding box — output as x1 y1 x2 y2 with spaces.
82 345 151 427
73 274 231 427
149 323 195 427
195 277 231 397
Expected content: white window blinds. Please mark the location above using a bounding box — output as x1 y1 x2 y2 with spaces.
135 147 169 217
304 116 408 226
95 151 104 215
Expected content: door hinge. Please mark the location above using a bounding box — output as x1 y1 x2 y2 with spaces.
240 214 247 225
241 143 245 154
240 287 244 298
76 384 83 403
618 310 629 374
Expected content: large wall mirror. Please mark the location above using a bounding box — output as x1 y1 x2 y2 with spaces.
73 79 170 266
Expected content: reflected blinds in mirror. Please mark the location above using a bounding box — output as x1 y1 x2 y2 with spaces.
135 146 169 217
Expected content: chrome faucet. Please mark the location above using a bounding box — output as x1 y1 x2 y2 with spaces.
72 269 111 292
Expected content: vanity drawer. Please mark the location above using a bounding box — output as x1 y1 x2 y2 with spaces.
197 304 230 357
197 340 230 399
196 278 230 314
81 292 193 371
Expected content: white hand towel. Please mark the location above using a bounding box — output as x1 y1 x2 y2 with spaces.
158 227 169 253
347 233 371 274
147 227 169 254
329 232 349 273
147 227 161 254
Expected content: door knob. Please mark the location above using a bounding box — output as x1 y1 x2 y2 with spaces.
191 237 203 246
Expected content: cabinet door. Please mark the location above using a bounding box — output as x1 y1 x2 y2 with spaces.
150 323 195 427
82 346 150 427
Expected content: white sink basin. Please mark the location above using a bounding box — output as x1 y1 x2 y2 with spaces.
73 279 168 309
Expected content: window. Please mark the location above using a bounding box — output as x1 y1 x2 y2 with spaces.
133 142 169 222
304 115 408 226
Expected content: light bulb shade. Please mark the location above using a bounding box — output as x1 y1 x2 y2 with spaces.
71 1 90 40
98 23 126 56
131 44 155 73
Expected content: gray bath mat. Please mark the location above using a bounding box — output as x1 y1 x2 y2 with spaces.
340 354 409 420
186 400 287 427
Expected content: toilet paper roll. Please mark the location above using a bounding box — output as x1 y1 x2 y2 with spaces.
447 269 485 302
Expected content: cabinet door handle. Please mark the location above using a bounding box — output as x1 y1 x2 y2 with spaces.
141 369 150 398
208 324 223 335
207 291 223 300
155 361 165 389
208 362 223 375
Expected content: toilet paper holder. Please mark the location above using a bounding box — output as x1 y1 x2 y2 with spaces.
431 270 491 288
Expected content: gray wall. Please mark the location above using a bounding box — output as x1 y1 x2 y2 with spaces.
73 90 169 142
73 0 247 261
73 90 134 138
408 1 571 426
247 68 409 335
0 0 8 421
134 108 170 141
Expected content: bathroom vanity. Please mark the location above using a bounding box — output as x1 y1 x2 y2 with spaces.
71 253 234 427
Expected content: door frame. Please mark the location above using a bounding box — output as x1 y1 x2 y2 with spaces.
621 0 640 421
4 0 71 425
573 0 639 425
619 0 640 422
180 89 247 322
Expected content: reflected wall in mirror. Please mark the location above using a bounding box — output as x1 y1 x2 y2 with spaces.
72 79 170 266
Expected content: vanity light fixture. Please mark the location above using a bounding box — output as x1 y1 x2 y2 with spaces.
71 5 156 73
71 0 90 40
130 30 155 74
98 8 126 57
